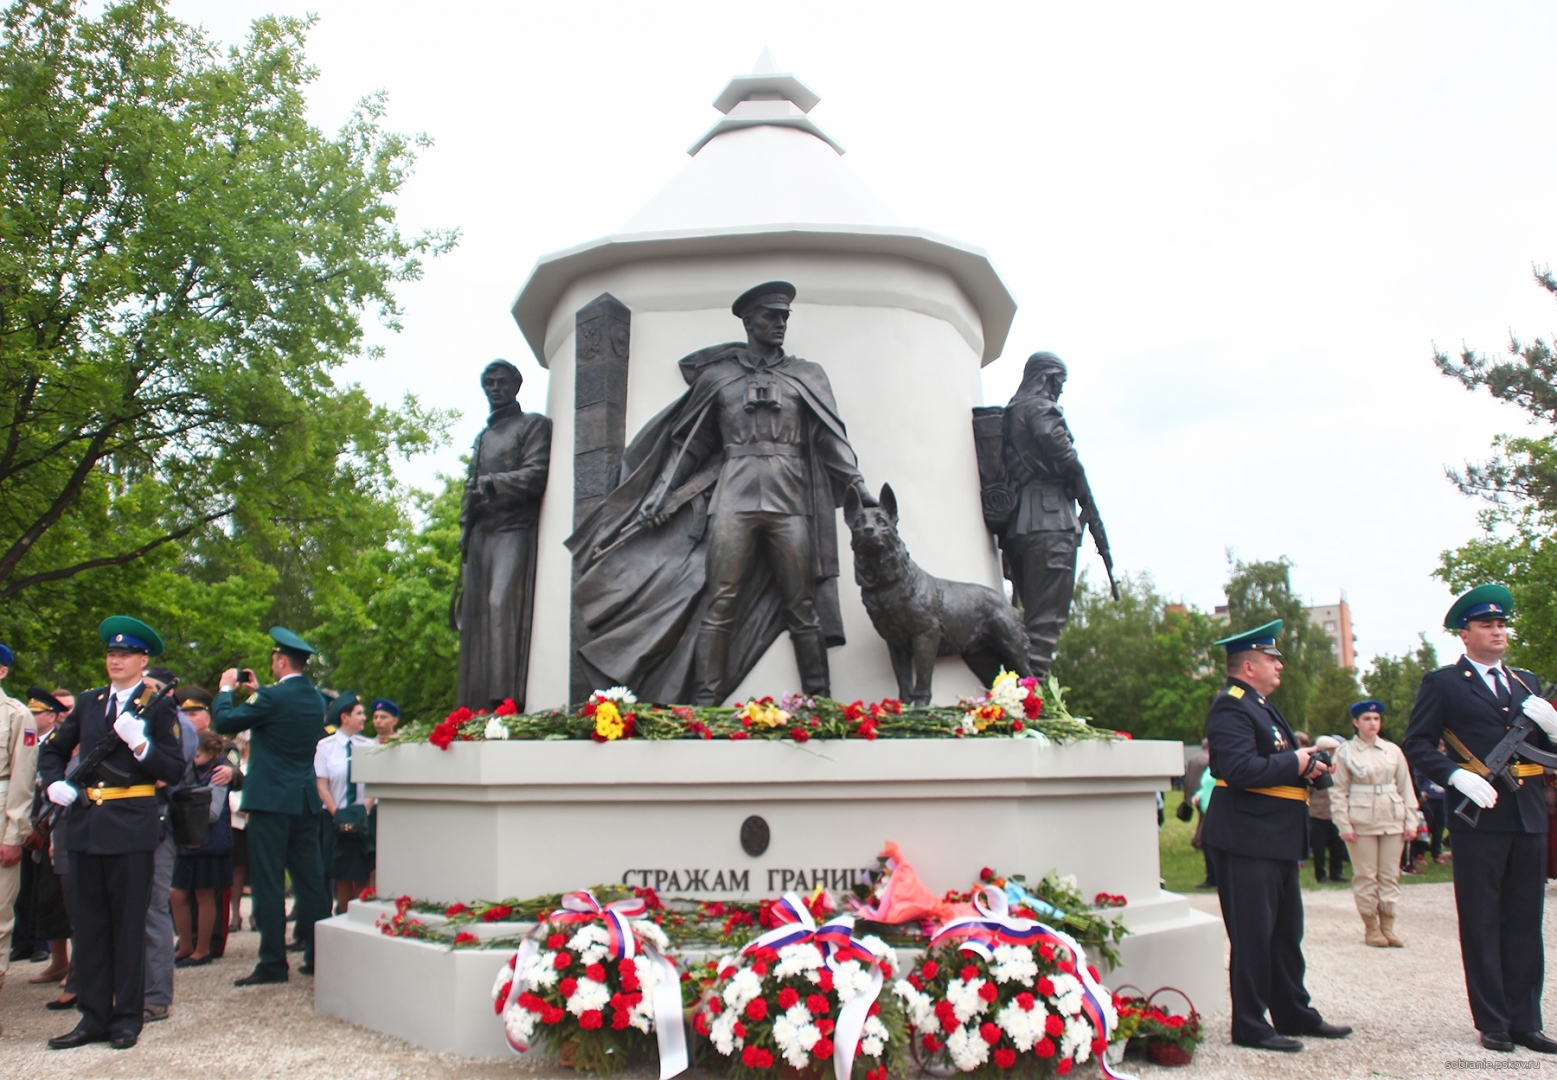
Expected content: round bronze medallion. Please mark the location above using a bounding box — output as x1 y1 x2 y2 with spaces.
740 815 770 857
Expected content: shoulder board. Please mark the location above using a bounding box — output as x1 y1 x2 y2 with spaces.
324 724 337 735
135 686 154 707
1225 685 1245 699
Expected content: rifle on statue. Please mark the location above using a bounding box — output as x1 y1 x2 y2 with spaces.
1453 674 1557 827
1072 469 1118 601
34 678 179 835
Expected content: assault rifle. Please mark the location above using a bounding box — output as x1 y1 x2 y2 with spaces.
1454 673 1557 827
33 678 179 835
1071 469 1118 601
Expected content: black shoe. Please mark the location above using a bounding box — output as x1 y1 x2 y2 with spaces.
1331 875 1349 883
286 940 307 952
30 947 52 963
1294 1022 1351 1039
1482 1032 1515 1052
45 994 79 1011
1236 1035 1302 1052
234 970 289 986
174 955 213 968
49 1026 110 1049
109 1032 138 1050
7 946 29 963
1512 1031 1557 1053
298 963 314 975
1195 880 1216 889
1314 874 1327 883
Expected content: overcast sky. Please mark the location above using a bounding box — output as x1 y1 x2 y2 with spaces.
165 1 1557 666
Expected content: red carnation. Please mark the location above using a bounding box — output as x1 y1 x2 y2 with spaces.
546 933 565 949
868 1001 880 1017
906 973 922 991
733 1020 747 1039
960 965 979 982
1024 696 1042 719
553 951 572 968
1045 1013 1064 1037
751 961 769 977
579 1009 604 1030
445 902 469 917
790 727 810 742
452 931 479 946
619 966 640 992
494 982 512 1014
483 904 513 922
1015 992 1035 1011
979 1021 1001 1045
1012 720 1025 732
980 867 995 882
993 1047 1017 1069
921 1034 943 1053
741 1045 774 1069
746 997 768 1021
1091 1036 1107 1057
934 1000 957 1027
542 1005 565 1024
1038 944 1055 962
1037 976 1055 996
517 991 543 1011
816 1017 835 1035
694 1011 711 1036
732 729 751 740
978 981 998 1002
559 977 578 998
778 987 800 1009
817 969 834 992
813 1037 835 1058
719 966 737 981
1035 1037 1056 1058
1088 964 1100 981
921 961 939 980
807 994 830 1015
1056 1060 1073 1076
708 997 723 1015
1168 1014 1186 1028
611 1009 632 1030
585 962 607 982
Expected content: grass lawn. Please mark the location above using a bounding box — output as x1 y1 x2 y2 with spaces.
1158 788 1454 893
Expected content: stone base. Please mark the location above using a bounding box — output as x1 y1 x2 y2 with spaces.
315 892 1224 1060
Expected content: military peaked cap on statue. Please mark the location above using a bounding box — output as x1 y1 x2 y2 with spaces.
269 625 317 662
179 686 213 712
1350 699 1385 718
732 281 796 318
1443 583 1514 631
1212 618 1284 657
371 698 400 717
27 687 66 714
100 616 165 657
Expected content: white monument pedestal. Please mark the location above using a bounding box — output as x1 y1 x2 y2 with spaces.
314 738 1224 1058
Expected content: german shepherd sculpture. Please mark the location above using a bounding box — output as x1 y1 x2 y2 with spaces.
844 484 1032 706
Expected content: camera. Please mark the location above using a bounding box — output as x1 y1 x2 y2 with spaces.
1305 748 1331 777
239 668 255 686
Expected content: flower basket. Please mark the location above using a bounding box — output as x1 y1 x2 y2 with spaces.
1114 985 1201 1067
492 891 687 1074
690 893 905 1079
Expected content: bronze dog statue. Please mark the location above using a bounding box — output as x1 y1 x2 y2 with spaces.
845 484 1032 705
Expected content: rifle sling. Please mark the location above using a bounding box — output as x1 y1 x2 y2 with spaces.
1444 728 1544 779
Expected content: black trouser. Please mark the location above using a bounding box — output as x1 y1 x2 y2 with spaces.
246 809 328 979
1450 830 1546 1034
1308 818 1348 879
1423 800 1446 858
1208 847 1322 1044
70 850 155 1038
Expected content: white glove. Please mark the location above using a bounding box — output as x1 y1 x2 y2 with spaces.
47 781 77 807
113 712 147 750
1447 768 1498 809
1521 693 1557 739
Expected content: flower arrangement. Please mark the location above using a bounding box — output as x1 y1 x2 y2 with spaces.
1112 988 1202 1065
957 671 1045 738
892 886 1130 1080
492 891 687 1074
583 686 638 742
691 893 905 1079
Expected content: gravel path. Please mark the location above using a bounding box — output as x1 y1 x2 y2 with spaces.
2 883 1554 1078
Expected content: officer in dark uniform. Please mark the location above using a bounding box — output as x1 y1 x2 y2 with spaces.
212 626 330 986
1402 584 1557 1054
1202 619 1352 1052
38 617 185 1050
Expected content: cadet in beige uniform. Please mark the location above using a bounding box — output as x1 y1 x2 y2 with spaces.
0 641 42 1027
1331 698 1419 947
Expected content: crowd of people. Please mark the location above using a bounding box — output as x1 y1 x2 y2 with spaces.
0 618 403 1048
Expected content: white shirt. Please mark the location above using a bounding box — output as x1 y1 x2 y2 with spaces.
1465 655 1516 700
313 731 372 809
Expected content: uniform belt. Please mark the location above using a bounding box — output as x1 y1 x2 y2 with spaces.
725 442 804 458
1443 729 1545 782
1215 779 1310 802
84 784 158 804
1351 783 1397 794
0 779 7 795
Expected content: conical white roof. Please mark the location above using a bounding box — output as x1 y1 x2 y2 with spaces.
512 52 1015 364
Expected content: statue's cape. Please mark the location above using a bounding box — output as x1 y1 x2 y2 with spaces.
565 344 851 703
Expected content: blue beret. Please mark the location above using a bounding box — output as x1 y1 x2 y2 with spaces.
1350 699 1385 718
0 643 12 666
371 698 400 717
1212 618 1284 657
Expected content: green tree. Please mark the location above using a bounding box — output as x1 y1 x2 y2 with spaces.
1435 266 1557 677
1361 636 1439 743
0 1 454 691
1222 556 1342 732
1052 573 1224 741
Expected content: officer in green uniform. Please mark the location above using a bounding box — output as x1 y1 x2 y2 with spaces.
212 627 330 985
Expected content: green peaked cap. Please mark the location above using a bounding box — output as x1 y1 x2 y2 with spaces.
99 616 165 657
326 690 359 727
1212 618 1284 657
269 625 316 660
1444 584 1514 631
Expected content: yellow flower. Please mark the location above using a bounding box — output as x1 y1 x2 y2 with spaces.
973 703 1005 730
740 700 790 729
992 670 1018 690
594 700 625 741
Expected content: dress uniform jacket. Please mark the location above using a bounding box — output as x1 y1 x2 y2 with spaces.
0 686 38 848
1402 657 1550 834
1203 678 1331 859
212 675 327 814
37 685 185 852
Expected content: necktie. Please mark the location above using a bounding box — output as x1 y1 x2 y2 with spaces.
1491 667 1510 706
106 693 119 723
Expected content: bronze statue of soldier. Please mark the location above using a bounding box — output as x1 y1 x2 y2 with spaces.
567 282 874 705
453 360 552 710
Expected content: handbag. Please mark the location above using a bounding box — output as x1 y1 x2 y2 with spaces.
334 740 374 840
1175 797 1194 822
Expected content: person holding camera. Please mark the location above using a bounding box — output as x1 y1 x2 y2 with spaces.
1202 620 1351 1053
1329 700 1419 947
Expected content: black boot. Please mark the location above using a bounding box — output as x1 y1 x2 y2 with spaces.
693 629 729 706
791 630 831 698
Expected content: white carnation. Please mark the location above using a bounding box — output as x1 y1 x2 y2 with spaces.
946 1024 990 1071
857 936 894 973
893 980 939 1032
832 959 873 1002
995 1000 1045 1052
566 976 611 1017
503 1004 537 1045
710 1008 740 1056
991 944 1038 985
1061 1016 1093 1062
1049 973 1083 1016
724 966 763 1012
600 686 637 705
772 1016 813 1071
777 942 825 978
785 1003 815 1029
946 976 991 1024
492 960 516 1001
520 950 559 989
861 1013 890 1054
633 918 670 952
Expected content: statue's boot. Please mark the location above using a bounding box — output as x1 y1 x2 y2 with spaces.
693 629 729 706
792 630 831 698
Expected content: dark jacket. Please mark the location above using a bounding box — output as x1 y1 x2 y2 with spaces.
1000 394 1081 537
1402 657 1549 835
37 683 186 854
1202 677 1330 861
211 675 327 816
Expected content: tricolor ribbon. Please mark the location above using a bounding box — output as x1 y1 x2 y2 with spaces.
499 891 688 1080
742 892 892 1080
932 886 1136 1080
